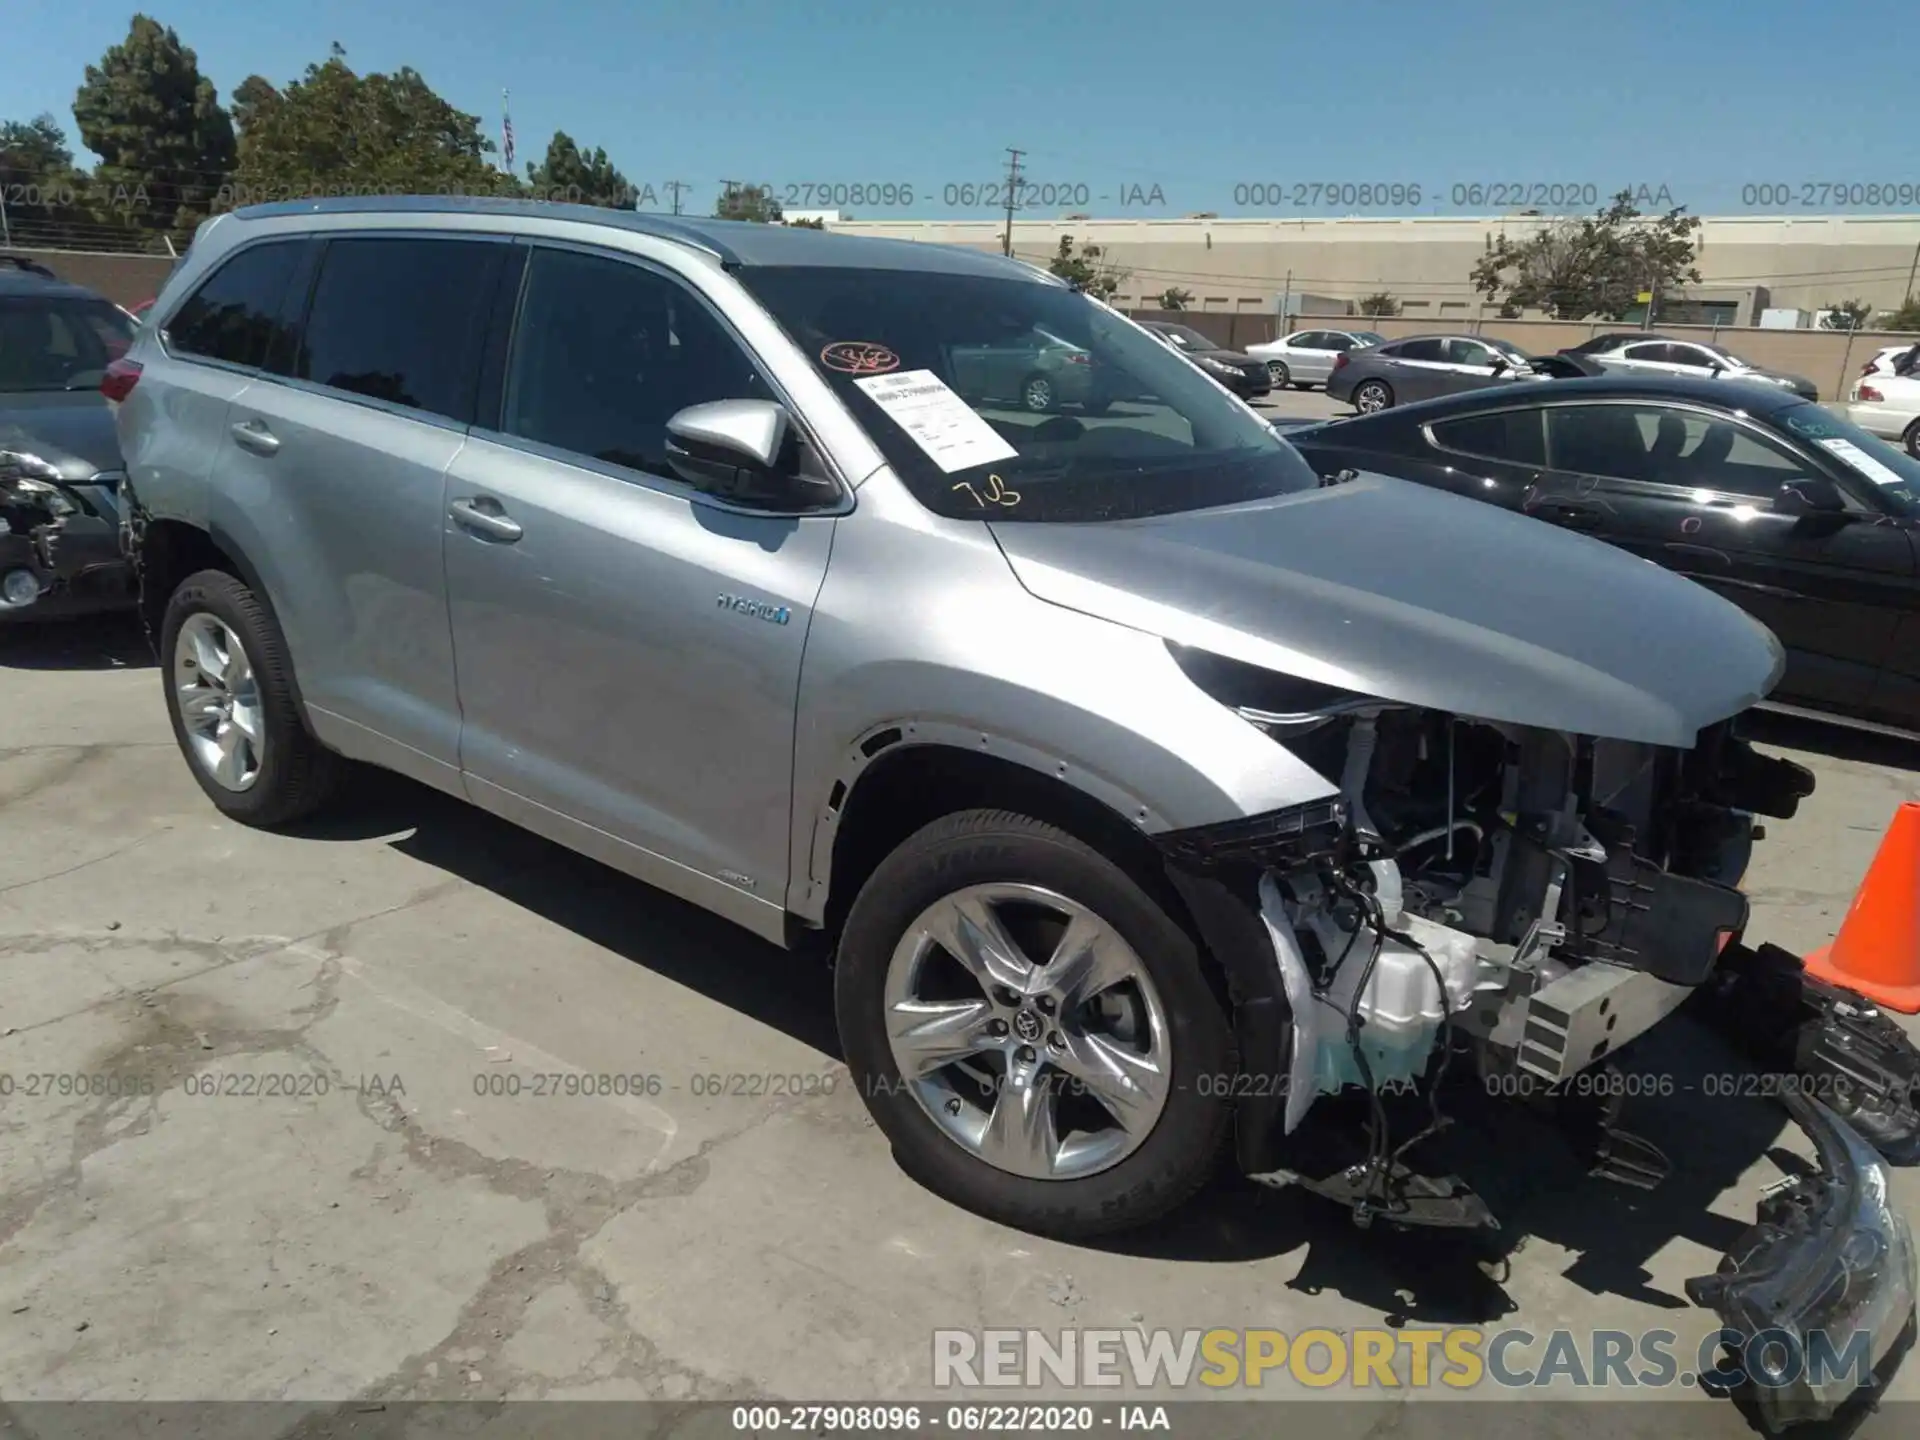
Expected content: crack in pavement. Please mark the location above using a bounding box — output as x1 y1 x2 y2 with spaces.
1 922 835 1414
0 745 111 811
0 827 173 897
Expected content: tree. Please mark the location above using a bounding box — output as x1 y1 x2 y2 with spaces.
1469 190 1702 321
1882 297 1920 333
0 113 147 251
72 15 235 240
1357 291 1400 317
1820 298 1873 331
1048 235 1126 301
1159 287 1193 310
230 46 512 208
786 216 826 229
715 183 781 222
526 130 638 208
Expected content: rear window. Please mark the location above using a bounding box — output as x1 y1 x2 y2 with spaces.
0 294 135 392
295 237 503 424
165 240 306 370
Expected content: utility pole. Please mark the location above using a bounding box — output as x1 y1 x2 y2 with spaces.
718 179 742 220
665 181 690 217
1905 237 1919 306
1001 148 1024 257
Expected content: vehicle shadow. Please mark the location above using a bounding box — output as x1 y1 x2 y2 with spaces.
1744 709 1920 773
0 611 153 671
287 772 1805 1340
284 768 843 1059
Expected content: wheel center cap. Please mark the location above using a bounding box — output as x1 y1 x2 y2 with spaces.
1011 1008 1045 1044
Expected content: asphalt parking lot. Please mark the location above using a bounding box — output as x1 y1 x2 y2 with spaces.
3 601 1919 1434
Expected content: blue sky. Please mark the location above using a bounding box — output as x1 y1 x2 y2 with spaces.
13 0 1919 221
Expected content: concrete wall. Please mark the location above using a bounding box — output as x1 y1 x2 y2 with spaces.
833 213 1920 317
4 248 175 306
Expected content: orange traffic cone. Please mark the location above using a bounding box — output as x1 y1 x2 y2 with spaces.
1802 802 1920 1014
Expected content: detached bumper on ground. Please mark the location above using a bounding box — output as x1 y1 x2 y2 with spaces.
1686 1089 1918 1428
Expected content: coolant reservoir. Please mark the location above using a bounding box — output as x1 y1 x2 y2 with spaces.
1302 910 1481 1093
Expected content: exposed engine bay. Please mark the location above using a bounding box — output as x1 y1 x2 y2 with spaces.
0 447 129 617
1161 690 1822 1229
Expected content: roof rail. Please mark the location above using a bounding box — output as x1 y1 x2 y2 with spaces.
0 255 60 279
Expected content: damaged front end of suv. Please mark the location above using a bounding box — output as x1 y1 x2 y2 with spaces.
0 442 131 620
989 471 1917 1426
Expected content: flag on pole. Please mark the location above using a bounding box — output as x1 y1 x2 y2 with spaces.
501 90 515 171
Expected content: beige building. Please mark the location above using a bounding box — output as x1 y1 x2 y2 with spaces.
828 213 1920 322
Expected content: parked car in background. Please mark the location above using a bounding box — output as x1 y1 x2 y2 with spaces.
1243 328 1385 389
1324 333 1541 411
1567 333 1820 400
1137 321 1271 399
1848 369 1920 457
1860 341 1919 380
1287 376 1920 735
0 261 137 619
948 326 1113 414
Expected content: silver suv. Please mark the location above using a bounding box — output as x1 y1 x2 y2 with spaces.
110 200 1902 1317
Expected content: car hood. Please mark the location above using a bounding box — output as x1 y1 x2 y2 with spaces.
1193 350 1262 367
989 473 1785 747
0 392 123 477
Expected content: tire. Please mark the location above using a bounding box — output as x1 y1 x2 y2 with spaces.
1020 373 1055 413
160 568 343 827
836 809 1235 1238
1267 360 1291 388
1905 419 1920 459
1354 379 1394 413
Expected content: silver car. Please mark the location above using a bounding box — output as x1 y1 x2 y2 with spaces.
1244 328 1386 389
109 202 1918 1368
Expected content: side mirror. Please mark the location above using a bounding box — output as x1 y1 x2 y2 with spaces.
1774 476 1847 516
665 399 800 505
1707 361 1725 377
1487 355 1509 373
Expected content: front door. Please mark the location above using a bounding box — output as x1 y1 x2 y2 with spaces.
1529 400 1916 718
442 243 836 932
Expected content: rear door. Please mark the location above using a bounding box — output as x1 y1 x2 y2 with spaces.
1528 400 1915 716
1285 330 1339 383
212 231 508 783
1378 337 1451 400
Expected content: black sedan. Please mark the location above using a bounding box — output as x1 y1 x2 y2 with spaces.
1137 322 1272 400
1285 376 1920 735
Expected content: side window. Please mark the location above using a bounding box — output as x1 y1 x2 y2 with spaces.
1393 338 1446 362
1292 331 1327 349
1445 338 1494 366
297 236 501 423
1619 343 1671 364
164 241 304 369
1430 409 1547 466
1671 345 1721 369
1323 334 1356 351
501 247 773 484
1546 403 1816 496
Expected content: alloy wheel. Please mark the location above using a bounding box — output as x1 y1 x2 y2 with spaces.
1023 376 1054 412
173 613 265 791
1356 382 1390 413
882 882 1171 1180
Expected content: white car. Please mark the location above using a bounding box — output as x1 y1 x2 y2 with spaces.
1847 371 1920 456
1573 335 1820 400
1858 342 1919 380
1244 328 1387 389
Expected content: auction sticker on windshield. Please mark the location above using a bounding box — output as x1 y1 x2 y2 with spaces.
1819 437 1908 487
853 370 1019 474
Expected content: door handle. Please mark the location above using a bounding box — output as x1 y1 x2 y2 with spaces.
229 419 280 456
449 496 523 542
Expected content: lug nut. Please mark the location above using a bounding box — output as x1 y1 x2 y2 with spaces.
1047 1032 1066 1051
993 986 1019 1007
1036 996 1055 1014
1015 1045 1036 1064
988 1019 1009 1037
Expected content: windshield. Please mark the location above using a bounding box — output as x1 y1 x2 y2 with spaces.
1777 402 1920 514
737 266 1318 522
1154 324 1213 350
0 295 134 392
